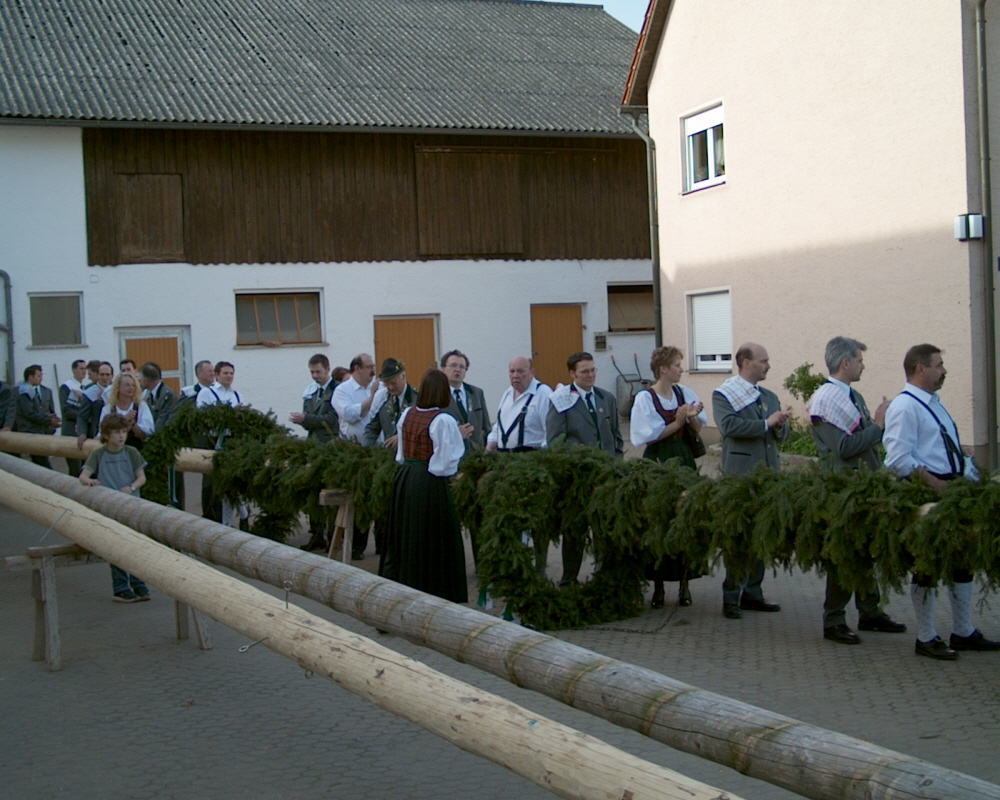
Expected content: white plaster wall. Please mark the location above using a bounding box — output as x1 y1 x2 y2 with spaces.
646 1 980 438
0 125 653 429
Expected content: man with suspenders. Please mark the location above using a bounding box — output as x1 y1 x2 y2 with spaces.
487 356 551 454
883 343 1000 659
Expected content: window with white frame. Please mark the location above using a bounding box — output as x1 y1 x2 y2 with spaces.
688 290 731 371
683 105 725 192
29 292 83 346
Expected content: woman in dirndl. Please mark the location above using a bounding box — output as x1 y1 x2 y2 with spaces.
378 369 469 603
629 346 707 609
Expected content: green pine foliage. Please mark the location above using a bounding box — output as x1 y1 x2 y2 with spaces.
133 406 999 631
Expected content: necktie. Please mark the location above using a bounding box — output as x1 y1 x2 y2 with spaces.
454 389 468 423
585 391 599 429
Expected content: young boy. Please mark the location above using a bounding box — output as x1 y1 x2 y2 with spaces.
79 414 151 603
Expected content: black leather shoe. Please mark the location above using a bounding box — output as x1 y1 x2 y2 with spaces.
678 580 692 607
824 624 861 645
723 603 742 619
915 637 958 660
950 630 1000 651
739 597 781 612
858 614 907 633
351 549 366 561
650 585 665 609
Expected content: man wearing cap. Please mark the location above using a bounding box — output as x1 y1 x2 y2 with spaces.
362 358 416 449
361 358 418 558
441 350 491 454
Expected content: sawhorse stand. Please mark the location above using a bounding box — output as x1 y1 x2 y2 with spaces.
4 543 212 671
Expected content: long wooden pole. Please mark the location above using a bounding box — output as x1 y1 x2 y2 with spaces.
0 468 738 800
0 431 214 473
1 454 995 800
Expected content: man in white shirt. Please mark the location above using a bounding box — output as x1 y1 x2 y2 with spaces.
483 356 552 583
332 353 378 443
883 343 999 660
486 356 551 453
196 362 244 409
180 360 217 408
332 353 378 558
196 361 248 528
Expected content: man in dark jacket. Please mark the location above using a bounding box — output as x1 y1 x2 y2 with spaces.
809 336 906 644
15 364 60 467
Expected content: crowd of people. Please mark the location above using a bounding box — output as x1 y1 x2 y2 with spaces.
2 337 998 659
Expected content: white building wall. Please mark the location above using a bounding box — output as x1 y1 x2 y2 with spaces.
646 0 979 437
0 125 653 428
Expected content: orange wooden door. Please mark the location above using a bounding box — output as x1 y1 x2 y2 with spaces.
530 304 583 389
123 333 184 395
373 317 438 386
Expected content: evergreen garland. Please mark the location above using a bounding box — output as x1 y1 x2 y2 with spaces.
136 407 1000 630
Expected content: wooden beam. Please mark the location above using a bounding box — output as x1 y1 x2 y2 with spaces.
0 466 737 800
0 431 215 473
1 453 995 800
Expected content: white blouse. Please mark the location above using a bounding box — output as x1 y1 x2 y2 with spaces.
394 407 466 477
99 401 156 438
629 385 707 448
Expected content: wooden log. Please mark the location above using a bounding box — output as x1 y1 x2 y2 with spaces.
0 431 215 473
0 467 737 800
2 453 996 800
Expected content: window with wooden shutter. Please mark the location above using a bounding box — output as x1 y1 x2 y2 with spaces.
415 148 523 257
116 173 185 263
235 292 322 346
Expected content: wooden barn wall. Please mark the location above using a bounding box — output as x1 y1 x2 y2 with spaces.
82 128 650 266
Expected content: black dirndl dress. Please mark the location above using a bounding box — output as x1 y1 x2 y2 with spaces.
641 392 700 583
378 408 468 604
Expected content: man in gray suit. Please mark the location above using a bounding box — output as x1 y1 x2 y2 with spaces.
139 362 179 432
362 358 416 448
809 336 906 644
441 349 491 454
15 364 60 468
546 351 623 586
290 353 340 551
713 343 790 619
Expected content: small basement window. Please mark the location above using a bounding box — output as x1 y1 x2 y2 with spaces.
607 284 655 332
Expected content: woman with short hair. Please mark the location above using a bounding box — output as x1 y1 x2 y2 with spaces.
630 346 707 609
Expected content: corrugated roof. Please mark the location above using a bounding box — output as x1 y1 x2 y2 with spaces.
0 0 638 134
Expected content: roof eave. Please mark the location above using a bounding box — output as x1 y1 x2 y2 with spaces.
621 0 674 108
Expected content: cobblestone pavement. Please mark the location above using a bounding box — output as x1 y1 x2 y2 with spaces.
3 468 999 800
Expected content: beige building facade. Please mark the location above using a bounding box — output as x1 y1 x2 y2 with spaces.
624 0 999 463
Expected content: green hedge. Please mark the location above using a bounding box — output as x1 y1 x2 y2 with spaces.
142 406 999 630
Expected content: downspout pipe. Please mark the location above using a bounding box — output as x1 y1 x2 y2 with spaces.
976 0 998 470
621 105 663 347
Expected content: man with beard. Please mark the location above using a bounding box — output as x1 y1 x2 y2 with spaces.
884 343 1000 659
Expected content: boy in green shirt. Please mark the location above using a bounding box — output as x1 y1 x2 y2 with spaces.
79 414 150 602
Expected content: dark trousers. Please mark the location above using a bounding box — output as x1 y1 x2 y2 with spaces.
201 474 222 522
723 560 766 606
28 454 52 470
560 534 586 586
823 569 881 628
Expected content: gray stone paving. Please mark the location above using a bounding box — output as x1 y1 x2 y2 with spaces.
3 466 1000 800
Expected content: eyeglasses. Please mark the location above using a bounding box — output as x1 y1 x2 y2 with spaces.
445 363 467 370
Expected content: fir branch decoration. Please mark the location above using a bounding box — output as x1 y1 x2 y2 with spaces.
131 402 999 631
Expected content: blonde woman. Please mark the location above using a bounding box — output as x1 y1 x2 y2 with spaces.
99 372 155 449
630 346 707 609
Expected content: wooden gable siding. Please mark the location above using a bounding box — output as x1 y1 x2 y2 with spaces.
83 129 649 266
